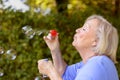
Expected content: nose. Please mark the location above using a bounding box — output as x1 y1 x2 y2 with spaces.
76 28 81 33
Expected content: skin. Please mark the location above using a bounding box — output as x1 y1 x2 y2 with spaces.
38 19 99 80
72 19 99 63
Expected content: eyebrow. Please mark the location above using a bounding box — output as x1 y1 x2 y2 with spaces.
84 23 91 28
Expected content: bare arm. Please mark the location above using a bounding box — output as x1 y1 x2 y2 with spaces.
49 64 63 80
51 49 67 76
43 34 67 76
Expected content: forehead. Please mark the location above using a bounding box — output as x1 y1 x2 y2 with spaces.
85 19 99 28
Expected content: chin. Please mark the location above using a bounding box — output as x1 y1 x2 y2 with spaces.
72 41 76 47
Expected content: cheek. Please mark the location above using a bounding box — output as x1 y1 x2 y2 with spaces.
79 34 87 41
77 33 84 39
72 36 82 47
72 33 88 47
82 34 96 47
78 34 92 46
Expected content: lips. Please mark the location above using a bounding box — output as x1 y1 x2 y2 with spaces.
72 35 77 46
73 35 77 41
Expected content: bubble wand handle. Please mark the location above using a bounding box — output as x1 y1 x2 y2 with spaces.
47 30 58 40
42 58 48 78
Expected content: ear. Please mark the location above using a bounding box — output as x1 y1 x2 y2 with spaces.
92 39 97 47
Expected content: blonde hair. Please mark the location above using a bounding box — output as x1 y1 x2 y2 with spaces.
86 15 119 63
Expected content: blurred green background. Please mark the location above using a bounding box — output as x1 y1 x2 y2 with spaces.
0 0 120 80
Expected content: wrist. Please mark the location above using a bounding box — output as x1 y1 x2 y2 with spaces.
51 48 61 54
48 68 62 80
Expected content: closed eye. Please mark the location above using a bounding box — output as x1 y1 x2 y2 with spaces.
83 28 86 31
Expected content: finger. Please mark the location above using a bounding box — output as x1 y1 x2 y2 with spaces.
48 60 52 63
38 64 41 72
55 33 59 40
48 61 53 66
38 59 46 63
38 59 42 63
43 36 49 40
38 66 41 74
37 60 44 66
43 33 59 40
38 61 43 74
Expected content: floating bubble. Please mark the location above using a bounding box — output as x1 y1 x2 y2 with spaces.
0 47 4 54
34 76 40 80
22 25 56 40
0 68 4 77
34 8 41 13
26 30 36 39
22 25 32 33
35 31 43 36
22 25 50 39
35 30 48 36
5 49 17 60
22 25 36 39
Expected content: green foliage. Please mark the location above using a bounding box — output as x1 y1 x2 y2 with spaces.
0 0 120 80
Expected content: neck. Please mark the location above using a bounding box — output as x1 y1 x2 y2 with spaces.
78 48 97 64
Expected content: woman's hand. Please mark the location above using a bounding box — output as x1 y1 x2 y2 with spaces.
38 59 63 80
43 33 60 52
38 59 53 76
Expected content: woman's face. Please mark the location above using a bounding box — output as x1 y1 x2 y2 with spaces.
72 19 99 50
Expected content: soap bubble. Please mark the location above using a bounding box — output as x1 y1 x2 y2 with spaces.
35 30 43 36
22 25 36 39
36 30 48 36
34 76 40 80
0 47 4 54
26 30 35 39
0 68 4 77
5 49 17 60
22 25 49 39
22 25 32 33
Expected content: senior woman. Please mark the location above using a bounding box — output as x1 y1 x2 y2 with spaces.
38 15 119 80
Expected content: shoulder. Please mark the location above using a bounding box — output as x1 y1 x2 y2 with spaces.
78 56 107 74
68 61 83 69
84 55 114 72
76 56 115 80
87 55 114 67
